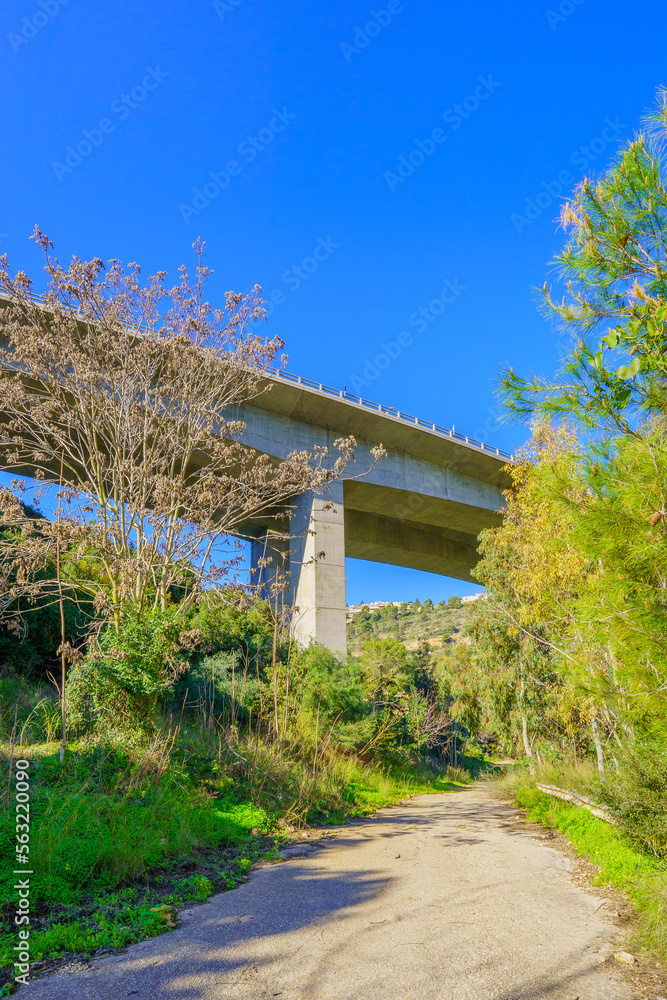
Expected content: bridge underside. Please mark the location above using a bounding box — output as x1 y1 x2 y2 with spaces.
0 293 508 658
233 379 510 655
248 479 501 656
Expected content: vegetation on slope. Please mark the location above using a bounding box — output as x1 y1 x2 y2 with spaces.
347 597 469 650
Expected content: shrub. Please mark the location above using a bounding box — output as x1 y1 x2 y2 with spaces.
189 592 275 665
333 708 402 756
597 734 667 859
295 645 366 725
66 607 187 734
178 652 262 726
358 638 413 703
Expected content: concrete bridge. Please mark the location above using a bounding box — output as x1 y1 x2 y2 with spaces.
0 293 512 654
236 371 512 654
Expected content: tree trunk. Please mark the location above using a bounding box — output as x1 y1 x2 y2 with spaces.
313 694 322 775
57 457 67 763
520 671 535 775
521 714 533 758
520 675 533 768
592 717 605 780
271 613 279 739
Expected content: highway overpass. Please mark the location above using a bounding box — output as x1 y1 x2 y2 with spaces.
236 371 512 654
0 293 512 655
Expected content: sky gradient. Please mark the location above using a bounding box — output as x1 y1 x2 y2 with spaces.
2 0 666 602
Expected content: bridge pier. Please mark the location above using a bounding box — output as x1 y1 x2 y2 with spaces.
288 482 347 656
249 483 348 655
250 530 290 605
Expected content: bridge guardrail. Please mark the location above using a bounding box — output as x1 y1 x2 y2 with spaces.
266 367 513 462
1 292 513 462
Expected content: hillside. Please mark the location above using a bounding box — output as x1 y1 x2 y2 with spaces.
346 598 473 652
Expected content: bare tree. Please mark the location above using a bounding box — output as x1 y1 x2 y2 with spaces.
0 230 358 633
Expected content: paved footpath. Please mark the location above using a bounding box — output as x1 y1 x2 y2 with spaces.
21 786 637 1000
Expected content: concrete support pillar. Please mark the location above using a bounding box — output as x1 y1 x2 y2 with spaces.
289 482 347 655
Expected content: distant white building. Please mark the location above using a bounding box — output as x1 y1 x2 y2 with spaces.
346 600 403 616
347 594 485 616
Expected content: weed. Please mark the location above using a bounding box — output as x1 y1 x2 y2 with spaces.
0 903 166 970
163 875 213 904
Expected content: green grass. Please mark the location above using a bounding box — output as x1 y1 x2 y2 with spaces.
504 774 667 964
2 903 166 967
0 773 270 910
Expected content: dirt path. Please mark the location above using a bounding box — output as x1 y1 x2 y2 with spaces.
21 786 639 999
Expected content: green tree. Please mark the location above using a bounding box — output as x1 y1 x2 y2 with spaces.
358 638 412 705
501 88 667 436
552 422 667 720
497 88 667 759
465 425 592 759
294 645 365 725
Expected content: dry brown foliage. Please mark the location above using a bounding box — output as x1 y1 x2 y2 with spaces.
0 229 356 630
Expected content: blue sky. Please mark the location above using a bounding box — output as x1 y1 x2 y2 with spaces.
2 0 665 603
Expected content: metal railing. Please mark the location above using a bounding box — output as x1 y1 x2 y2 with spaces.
1 292 513 462
265 367 514 461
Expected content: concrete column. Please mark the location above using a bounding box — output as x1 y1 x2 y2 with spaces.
289 482 347 655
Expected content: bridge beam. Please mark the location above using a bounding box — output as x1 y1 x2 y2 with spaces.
289 482 347 655
344 508 479 581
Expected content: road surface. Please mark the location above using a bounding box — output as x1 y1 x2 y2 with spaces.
21 785 636 999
